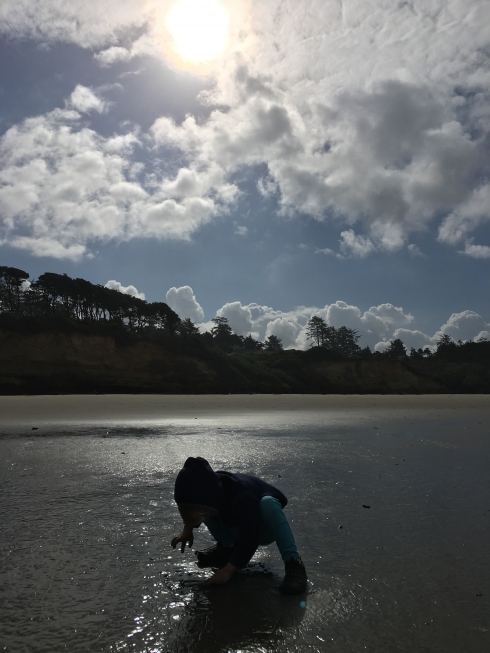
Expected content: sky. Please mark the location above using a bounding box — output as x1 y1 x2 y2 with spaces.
1 0 489 351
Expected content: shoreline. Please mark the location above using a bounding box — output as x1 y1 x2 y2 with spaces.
1 393 489 426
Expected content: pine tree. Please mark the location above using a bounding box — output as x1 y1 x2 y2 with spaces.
179 318 201 336
385 338 406 358
306 316 328 347
264 335 283 351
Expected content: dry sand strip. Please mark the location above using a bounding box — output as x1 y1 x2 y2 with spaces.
1 394 490 426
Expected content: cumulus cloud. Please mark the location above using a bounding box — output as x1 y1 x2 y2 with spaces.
68 85 107 113
1 0 490 256
0 105 233 259
265 317 301 349
436 310 490 342
216 301 253 335
192 288 488 352
105 279 145 299
166 286 204 321
199 297 416 350
389 329 433 351
149 70 485 254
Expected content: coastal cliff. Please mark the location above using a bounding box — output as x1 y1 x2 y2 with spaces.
0 327 445 395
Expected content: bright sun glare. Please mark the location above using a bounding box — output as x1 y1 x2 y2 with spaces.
166 0 229 63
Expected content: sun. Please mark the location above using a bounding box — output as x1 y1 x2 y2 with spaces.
165 0 229 64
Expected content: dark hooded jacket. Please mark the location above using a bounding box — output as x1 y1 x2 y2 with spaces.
174 456 287 568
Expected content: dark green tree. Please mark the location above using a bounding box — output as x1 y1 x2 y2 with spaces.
306 316 328 347
333 325 361 356
178 317 201 337
264 334 283 351
359 345 372 358
409 347 423 359
211 317 242 352
0 266 30 313
437 334 453 347
305 316 360 355
435 333 458 358
385 338 406 358
242 335 263 351
145 302 180 335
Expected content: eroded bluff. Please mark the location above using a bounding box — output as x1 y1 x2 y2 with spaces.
0 329 445 395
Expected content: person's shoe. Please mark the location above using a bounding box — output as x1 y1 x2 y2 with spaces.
279 558 308 594
195 543 234 568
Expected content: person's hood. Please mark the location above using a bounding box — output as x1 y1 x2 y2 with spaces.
174 456 222 510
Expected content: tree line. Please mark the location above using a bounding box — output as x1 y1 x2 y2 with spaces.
380 333 489 361
0 265 284 352
304 315 489 360
3 265 486 359
0 266 181 334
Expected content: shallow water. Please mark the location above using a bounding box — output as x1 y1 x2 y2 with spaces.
1 404 489 652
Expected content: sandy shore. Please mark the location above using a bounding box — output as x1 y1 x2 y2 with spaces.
1 393 489 426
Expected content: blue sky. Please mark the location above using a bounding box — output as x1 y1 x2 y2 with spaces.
1 0 489 350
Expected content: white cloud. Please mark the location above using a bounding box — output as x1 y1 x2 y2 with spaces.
0 0 148 49
436 310 490 342
9 237 87 261
391 329 433 350
68 85 107 114
438 185 490 245
216 301 253 335
105 279 145 300
196 294 489 352
315 247 335 256
408 244 425 257
265 317 301 348
257 176 278 197
374 341 389 354
475 331 490 342
339 230 376 258
1 0 489 256
458 240 490 259
166 286 204 321
0 105 232 258
94 46 132 67
235 225 248 236
202 298 416 349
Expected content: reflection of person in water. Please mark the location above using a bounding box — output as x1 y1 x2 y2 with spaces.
171 456 307 594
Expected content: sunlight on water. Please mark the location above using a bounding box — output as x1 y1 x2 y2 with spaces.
1 410 489 652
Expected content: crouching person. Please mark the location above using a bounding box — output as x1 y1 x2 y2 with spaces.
171 456 307 594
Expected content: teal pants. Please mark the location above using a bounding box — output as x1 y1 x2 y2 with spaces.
203 496 300 563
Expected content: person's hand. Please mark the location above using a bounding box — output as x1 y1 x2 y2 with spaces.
171 525 194 552
204 563 238 586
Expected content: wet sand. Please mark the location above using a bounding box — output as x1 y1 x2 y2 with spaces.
1 393 490 426
1 395 489 652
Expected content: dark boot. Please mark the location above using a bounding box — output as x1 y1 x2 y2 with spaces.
195 542 234 568
279 558 308 594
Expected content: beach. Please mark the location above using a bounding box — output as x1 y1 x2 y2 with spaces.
1 393 489 426
1 394 489 652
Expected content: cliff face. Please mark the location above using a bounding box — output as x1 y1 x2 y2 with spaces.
0 329 446 394
0 329 223 394
309 359 444 394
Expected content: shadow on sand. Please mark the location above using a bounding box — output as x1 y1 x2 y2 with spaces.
162 565 307 652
